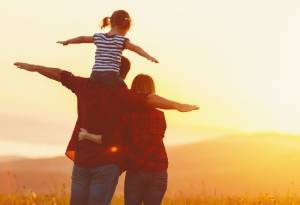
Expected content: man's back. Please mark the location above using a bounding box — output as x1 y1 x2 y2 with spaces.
61 71 147 167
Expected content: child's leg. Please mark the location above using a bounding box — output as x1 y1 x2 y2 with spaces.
90 71 124 86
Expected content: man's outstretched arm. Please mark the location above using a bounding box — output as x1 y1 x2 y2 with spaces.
14 62 199 112
14 62 63 81
147 94 199 112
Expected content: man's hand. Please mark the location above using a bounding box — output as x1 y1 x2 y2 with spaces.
56 41 69 46
14 62 62 81
78 128 88 141
176 104 199 112
14 62 38 72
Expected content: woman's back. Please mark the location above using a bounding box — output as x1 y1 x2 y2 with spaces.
125 108 168 172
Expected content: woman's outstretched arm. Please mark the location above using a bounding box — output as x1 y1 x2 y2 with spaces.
57 36 94 46
147 94 199 112
14 62 62 81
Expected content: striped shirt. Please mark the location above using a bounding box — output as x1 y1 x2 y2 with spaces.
92 33 128 72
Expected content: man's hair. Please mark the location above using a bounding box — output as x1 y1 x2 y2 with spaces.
119 56 131 80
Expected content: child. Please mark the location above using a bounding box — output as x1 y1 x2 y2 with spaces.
57 10 159 83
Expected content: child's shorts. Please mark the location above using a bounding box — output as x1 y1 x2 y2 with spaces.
90 71 124 86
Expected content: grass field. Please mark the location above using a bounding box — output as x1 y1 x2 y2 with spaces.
1 191 300 205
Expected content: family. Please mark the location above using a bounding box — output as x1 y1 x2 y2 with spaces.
14 10 198 205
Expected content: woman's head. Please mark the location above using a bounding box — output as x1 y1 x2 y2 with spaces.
101 10 131 33
131 74 156 95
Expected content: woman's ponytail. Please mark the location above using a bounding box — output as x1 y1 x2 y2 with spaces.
101 17 110 29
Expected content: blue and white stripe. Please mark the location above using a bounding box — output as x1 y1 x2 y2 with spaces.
92 33 127 72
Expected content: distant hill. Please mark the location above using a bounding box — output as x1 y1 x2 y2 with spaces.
1 132 300 196
0 156 24 163
167 132 300 196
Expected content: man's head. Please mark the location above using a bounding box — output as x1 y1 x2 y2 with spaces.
119 56 131 80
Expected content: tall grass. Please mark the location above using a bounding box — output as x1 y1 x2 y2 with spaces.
1 192 300 205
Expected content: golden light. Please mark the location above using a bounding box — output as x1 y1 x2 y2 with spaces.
109 146 118 153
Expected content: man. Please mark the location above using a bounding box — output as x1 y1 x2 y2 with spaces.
14 59 198 205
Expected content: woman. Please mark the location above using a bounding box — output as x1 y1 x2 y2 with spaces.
79 74 170 205
123 74 168 205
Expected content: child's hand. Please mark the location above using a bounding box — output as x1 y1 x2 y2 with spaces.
56 41 69 46
78 128 88 141
148 56 159 63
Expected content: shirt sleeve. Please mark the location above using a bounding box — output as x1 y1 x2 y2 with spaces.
65 119 80 161
60 71 87 95
158 111 167 139
93 33 102 46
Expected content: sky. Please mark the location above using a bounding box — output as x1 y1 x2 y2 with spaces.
0 0 300 158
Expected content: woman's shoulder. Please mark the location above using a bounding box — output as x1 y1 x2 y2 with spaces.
153 108 165 115
145 108 166 119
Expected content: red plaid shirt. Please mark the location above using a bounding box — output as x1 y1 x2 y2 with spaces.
122 108 168 172
60 71 148 167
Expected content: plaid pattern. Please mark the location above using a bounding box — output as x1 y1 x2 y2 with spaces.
60 71 148 167
124 109 168 172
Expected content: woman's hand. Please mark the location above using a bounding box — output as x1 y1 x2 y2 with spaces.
56 41 69 46
78 128 88 141
78 128 102 144
176 104 199 112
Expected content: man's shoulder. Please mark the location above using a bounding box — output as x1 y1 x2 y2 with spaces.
85 80 129 97
61 71 89 81
60 71 90 92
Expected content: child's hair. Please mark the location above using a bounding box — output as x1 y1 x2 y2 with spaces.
101 10 131 31
131 74 156 95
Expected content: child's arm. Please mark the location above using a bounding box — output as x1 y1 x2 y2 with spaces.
125 40 159 63
57 36 94 46
78 128 102 144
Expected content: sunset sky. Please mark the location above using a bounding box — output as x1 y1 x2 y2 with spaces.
1 0 299 158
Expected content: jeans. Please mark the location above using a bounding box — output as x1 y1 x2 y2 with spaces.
90 71 124 87
124 170 168 205
70 164 120 205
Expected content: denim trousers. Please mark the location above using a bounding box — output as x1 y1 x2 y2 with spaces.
90 71 124 86
124 170 168 205
70 164 120 205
